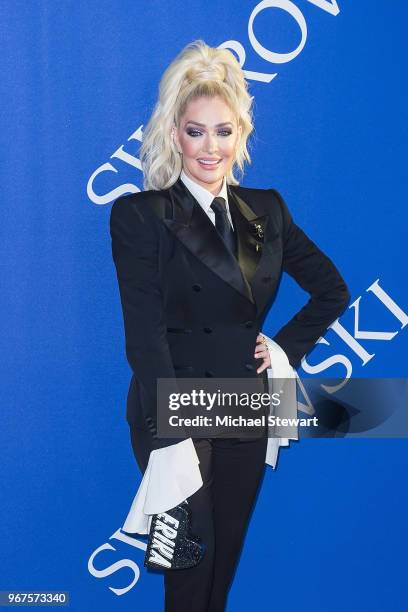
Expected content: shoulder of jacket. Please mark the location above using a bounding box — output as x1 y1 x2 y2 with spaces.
111 189 161 208
110 189 167 222
231 183 280 198
231 184 285 216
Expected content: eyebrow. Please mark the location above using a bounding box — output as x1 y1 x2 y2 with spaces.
184 121 234 128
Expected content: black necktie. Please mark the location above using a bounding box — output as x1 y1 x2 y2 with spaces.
210 196 237 256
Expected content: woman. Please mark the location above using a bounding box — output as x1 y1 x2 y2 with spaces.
110 39 350 612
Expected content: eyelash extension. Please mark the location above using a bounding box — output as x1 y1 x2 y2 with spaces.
186 129 232 137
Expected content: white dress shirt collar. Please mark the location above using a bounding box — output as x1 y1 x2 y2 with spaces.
180 169 229 213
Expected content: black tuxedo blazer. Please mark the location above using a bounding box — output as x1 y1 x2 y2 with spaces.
110 176 350 448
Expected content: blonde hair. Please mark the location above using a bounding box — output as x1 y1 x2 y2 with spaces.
140 39 255 191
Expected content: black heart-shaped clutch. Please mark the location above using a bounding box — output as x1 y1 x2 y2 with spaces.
144 500 205 570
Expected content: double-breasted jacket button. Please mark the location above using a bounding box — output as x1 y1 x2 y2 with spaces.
243 320 254 328
203 327 213 333
192 284 202 291
244 363 254 371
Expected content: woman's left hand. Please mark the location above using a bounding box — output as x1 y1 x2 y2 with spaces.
254 334 271 374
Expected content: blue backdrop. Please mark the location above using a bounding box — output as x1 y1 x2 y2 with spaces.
2 1 407 610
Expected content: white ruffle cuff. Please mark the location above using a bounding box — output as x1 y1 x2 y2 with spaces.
263 334 299 468
122 437 203 535
121 333 299 535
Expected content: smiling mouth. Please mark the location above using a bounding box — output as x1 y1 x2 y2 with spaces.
197 158 222 167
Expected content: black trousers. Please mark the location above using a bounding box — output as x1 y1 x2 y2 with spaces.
130 425 268 612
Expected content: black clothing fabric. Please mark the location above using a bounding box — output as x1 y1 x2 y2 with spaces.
130 424 268 612
110 177 350 449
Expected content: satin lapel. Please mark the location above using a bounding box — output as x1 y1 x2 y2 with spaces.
227 185 269 288
228 185 282 315
164 177 253 303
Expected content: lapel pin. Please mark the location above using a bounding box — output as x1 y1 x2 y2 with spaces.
251 222 264 240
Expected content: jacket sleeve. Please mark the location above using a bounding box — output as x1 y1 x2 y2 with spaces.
110 194 187 449
269 188 351 369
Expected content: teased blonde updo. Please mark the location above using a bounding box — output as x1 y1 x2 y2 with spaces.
140 39 255 191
